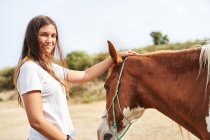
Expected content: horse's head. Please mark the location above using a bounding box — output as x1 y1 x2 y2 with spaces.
97 41 145 140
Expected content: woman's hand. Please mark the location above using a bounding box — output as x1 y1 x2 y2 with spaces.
119 50 140 57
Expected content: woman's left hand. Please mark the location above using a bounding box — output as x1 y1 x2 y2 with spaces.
119 50 140 57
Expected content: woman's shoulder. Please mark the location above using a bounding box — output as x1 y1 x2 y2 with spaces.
51 63 69 76
51 63 65 70
20 60 39 71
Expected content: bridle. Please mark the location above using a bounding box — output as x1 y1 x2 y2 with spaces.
102 58 139 140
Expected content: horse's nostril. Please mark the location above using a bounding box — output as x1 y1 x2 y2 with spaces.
104 133 113 140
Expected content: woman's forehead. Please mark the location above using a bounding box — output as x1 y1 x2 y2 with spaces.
39 24 56 33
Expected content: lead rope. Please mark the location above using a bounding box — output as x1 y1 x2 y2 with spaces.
112 59 126 131
104 58 139 140
111 59 134 140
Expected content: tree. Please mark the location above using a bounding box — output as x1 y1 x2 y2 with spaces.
150 31 169 45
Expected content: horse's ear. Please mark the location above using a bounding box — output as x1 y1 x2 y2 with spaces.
107 41 123 65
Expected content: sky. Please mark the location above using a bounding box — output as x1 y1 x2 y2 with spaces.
0 0 210 69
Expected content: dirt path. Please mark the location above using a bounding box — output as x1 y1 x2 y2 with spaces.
0 100 199 140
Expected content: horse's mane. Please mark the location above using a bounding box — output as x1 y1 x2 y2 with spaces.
200 43 210 85
143 47 201 56
199 43 210 105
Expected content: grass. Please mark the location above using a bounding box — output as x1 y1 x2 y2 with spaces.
69 80 106 104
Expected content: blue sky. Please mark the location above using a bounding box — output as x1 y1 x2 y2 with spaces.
0 0 210 69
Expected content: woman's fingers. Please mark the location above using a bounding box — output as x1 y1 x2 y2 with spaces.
119 50 140 57
123 50 140 57
129 50 140 55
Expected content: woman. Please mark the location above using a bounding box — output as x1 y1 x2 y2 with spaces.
13 15 138 140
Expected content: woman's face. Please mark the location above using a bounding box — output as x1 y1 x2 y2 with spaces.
38 24 57 55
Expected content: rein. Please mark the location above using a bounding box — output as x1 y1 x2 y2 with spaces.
103 58 137 140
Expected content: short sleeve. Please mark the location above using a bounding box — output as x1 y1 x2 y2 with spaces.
17 62 43 95
52 63 69 80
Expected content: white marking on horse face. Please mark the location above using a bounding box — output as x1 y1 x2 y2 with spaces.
122 106 145 127
97 110 114 140
205 97 210 133
205 109 210 132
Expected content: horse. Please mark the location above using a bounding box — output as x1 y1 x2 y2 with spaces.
97 41 210 140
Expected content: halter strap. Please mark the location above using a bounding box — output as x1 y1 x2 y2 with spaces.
104 58 139 140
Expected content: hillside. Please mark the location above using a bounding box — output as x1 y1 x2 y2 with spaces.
0 39 207 103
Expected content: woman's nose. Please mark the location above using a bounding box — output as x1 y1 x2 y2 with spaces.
46 36 52 43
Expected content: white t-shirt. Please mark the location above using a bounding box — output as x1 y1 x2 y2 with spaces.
17 61 74 140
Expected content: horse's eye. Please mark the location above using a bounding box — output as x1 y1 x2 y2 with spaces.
104 83 109 90
104 84 108 89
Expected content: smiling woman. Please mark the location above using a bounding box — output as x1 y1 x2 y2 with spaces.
13 15 73 140
37 24 57 56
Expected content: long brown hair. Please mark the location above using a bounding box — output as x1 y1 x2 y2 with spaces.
14 15 69 106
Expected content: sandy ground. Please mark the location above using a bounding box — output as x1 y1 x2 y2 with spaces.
0 100 199 140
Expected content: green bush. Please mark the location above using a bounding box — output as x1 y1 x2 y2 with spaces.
66 51 94 70
0 67 15 91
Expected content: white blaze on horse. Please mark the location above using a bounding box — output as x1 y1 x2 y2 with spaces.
97 41 210 140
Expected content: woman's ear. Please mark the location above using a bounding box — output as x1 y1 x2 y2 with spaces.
107 40 123 65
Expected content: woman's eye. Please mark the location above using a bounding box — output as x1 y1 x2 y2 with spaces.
40 34 47 37
51 34 56 38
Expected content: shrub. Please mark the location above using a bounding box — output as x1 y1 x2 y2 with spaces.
66 51 94 70
0 67 15 91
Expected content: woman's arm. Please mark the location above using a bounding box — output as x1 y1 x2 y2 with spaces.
67 56 113 83
67 50 139 83
22 90 69 140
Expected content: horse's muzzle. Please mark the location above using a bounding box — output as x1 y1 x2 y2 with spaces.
104 133 113 140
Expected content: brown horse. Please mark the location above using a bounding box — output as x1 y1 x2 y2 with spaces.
97 41 210 140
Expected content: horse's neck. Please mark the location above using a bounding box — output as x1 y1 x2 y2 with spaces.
127 48 206 138
128 48 203 105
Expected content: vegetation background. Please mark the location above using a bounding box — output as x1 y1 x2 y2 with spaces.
0 34 207 140
0 32 207 103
